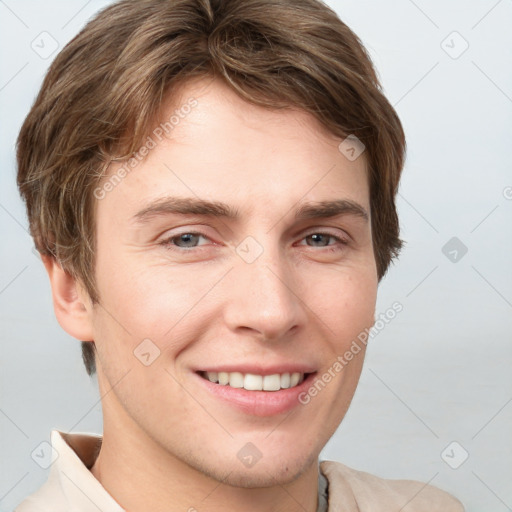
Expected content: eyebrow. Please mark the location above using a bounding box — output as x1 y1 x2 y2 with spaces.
131 196 369 224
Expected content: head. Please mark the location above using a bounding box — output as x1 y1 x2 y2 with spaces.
17 0 405 488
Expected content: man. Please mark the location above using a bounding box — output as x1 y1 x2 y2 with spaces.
15 0 464 510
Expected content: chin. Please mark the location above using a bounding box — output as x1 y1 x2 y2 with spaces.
188 447 319 489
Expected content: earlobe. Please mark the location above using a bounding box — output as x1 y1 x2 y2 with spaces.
41 255 94 342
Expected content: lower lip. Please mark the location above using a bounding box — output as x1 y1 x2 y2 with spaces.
194 372 317 417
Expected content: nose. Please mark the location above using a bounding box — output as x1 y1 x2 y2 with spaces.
222 240 307 341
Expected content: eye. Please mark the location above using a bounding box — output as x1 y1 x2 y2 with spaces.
298 231 349 252
160 232 211 250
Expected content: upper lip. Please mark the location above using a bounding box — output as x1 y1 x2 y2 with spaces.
195 364 317 376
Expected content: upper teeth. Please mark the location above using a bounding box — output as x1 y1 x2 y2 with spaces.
204 371 304 391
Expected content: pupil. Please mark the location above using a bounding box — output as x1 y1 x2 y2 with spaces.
180 233 196 246
311 234 327 246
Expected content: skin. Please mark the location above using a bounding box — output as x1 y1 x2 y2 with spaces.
43 76 378 512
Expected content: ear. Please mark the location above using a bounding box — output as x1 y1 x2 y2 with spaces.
41 255 94 342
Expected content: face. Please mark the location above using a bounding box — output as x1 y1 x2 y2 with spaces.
85 76 377 487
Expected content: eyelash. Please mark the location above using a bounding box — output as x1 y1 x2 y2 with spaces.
159 230 349 253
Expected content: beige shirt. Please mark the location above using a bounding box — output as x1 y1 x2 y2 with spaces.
15 430 465 511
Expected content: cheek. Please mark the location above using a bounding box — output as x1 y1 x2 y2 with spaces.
313 268 377 349
92 256 219 358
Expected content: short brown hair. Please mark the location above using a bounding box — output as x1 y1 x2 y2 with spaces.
16 0 406 376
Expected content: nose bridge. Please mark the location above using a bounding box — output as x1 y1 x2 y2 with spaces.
224 234 305 339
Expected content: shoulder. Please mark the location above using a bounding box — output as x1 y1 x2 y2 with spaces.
320 460 464 512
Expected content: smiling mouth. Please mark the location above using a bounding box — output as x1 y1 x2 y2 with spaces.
198 371 313 391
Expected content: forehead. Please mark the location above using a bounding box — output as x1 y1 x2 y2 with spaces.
96 77 370 221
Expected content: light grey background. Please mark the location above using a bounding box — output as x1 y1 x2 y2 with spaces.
1 1 511 511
